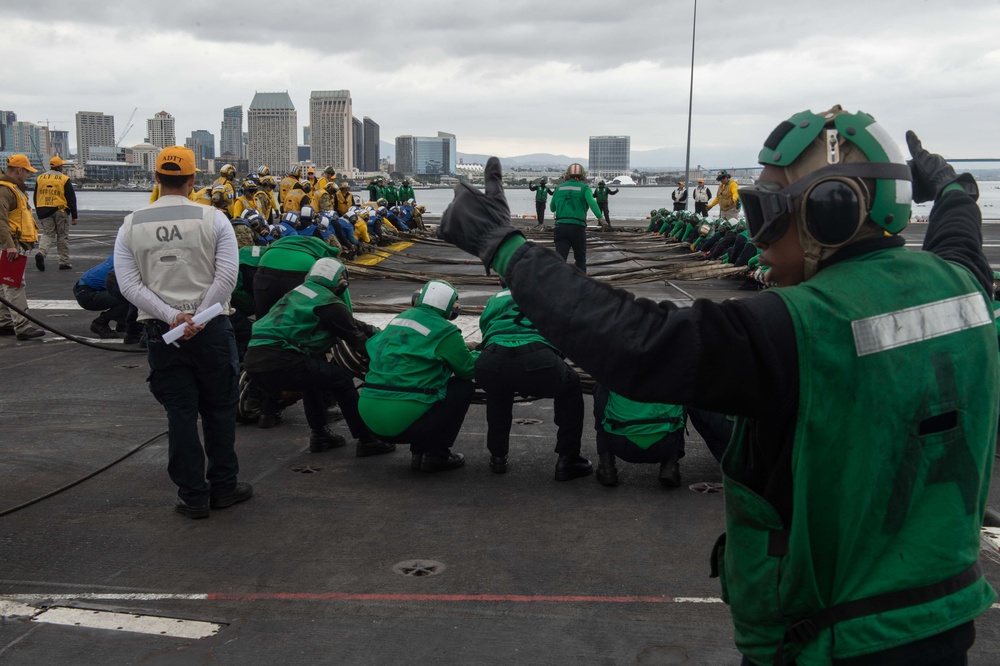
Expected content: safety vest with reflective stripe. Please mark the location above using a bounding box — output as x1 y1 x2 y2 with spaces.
0 179 36 244
121 197 226 320
35 171 70 209
361 306 458 404
719 246 998 665
249 279 346 357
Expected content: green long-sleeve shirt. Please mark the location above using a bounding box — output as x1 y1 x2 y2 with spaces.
549 179 602 226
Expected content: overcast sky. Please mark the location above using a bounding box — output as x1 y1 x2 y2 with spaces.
4 0 999 167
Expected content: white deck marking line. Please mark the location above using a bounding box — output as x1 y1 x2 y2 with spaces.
31 607 223 639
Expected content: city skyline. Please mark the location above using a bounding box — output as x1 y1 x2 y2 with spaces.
4 2 1000 169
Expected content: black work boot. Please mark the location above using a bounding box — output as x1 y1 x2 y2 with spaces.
555 454 593 481
210 482 254 509
489 455 508 474
309 427 347 452
35 253 45 271
411 454 423 471
356 435 396 457
658 454 681 488
596 452 619 487
90 318 118 339
420 452 465 472
258 411 283 429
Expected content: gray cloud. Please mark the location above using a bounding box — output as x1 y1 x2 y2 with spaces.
3 1 998 165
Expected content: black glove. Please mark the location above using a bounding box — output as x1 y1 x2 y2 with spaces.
438 156 523 274
906 130 978 203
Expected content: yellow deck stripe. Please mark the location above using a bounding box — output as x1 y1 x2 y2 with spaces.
352 241 413 266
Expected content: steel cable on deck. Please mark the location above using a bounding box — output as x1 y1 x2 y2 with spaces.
0 294 146 353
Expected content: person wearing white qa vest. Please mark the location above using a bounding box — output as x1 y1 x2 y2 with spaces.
114 146 251 520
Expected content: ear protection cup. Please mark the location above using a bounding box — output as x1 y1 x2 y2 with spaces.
448 303 461 321
800 177 870 247
334 278 349 296
410 290 421 307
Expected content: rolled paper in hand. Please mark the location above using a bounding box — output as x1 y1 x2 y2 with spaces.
162 302 224 346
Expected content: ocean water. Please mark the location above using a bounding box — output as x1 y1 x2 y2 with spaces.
73 184 1000 220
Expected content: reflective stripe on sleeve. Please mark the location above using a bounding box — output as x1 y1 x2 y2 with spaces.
852 293 993 357
388 318 431 336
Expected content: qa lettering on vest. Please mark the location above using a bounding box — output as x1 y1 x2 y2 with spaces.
156 226 183 242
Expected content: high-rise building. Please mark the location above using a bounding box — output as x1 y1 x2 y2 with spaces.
146 111 176 149
185 136 208 171
395 132 457 177
588 135 630 180
75 111 115 165
395 136 415 175
7 121 47 169
303 126 310 146
0 110 16 152
48 130 70 159
189 130 215 160
309 90 352 172
247 91 297 174
363 117 380 172
352 117 363 172
220 105 243 159
130 143 159 174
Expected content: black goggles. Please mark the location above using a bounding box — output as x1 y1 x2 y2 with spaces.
741 162 911 245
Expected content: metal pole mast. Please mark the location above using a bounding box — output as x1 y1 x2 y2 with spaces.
682 0 697 208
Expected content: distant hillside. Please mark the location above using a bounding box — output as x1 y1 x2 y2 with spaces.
377 141 753 171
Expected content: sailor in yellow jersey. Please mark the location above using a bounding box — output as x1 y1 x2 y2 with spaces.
255 176 278 222
0 155 44 339
278 165 302 210
33 156 79 271
317 166 336 193
212 164 238 217
232 179 261 219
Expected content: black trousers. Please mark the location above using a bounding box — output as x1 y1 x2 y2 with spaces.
535 200 547 225
253 266 308 319
592 384 684 463
146 316 239 504
695 202 708 217
249 357 369 438
73 283 129 323
474 342 584 457
598 202 612 223
229 310 253 363
377 377 474 456
103 271 140 334
673 202 687 212
553 223 587 273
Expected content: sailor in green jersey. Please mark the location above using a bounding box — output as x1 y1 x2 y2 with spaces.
360 280 476 472
645 209 660 233
439 106 997 665
383 180 399 207
528 177 554 227
592 384 685 487
397 179 416 204
549 163 602 273
252 234 341 320
474 287 592 479
367 178 382 202
244 258 394 457
592 180 619 230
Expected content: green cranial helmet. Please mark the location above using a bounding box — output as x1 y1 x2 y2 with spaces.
414 279 460 319
307 257 348 292
757 104 912 234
